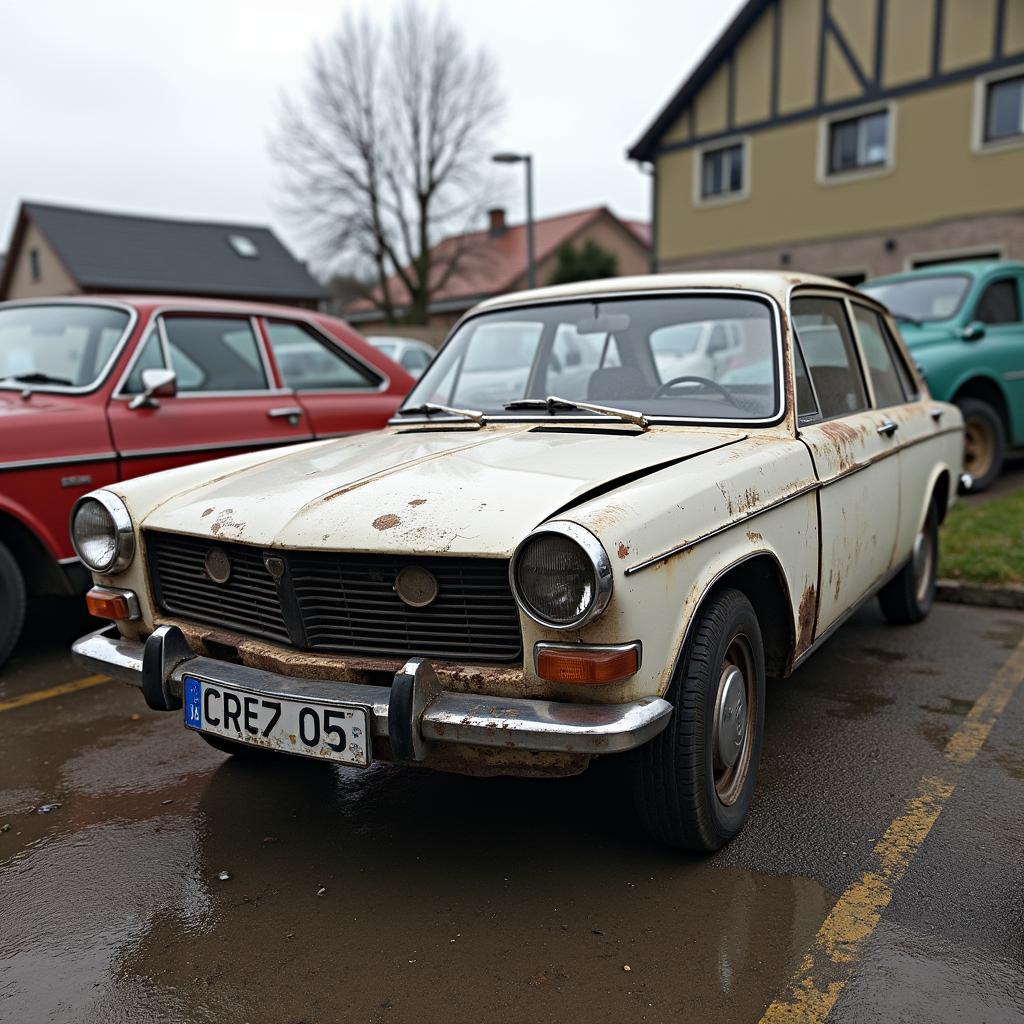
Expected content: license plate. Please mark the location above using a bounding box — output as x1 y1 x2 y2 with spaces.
183 675 370 767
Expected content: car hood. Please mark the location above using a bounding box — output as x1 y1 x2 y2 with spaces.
136 425 748 557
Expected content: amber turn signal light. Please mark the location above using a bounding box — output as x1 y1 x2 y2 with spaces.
86 586 140 621
536 644 640 685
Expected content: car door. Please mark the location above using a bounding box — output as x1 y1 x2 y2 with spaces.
974 274 1024 445
107 313 313 479
791 294 901 634
261 318 401 438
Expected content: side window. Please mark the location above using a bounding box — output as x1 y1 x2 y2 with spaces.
791 297 868 419
975 279 1021 324
265 321 381 390
122 329 165 394
851 306 907 407
793 341 819 424
161 317 269 393
401 348 431 372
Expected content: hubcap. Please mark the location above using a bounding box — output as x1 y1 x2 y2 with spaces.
963 418 994 479
711 634 757 806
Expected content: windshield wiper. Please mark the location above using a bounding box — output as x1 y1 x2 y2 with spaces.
2 372 74 386
397 402 486 424
892 312 923 327
504 396 650 431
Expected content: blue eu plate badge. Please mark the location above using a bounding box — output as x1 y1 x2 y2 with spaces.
184 676 202 730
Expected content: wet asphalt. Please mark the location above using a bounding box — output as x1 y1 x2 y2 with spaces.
1 596 1023 1024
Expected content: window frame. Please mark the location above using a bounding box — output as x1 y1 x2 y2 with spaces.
817 102 895 185
262 317 388 394
692 135 751 207
113 311 284 400
972 65 1024 153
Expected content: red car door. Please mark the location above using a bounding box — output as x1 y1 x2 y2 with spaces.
260 316 412 438
107 312 314 478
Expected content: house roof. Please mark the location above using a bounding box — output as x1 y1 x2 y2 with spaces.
627 0 766 162
1 201 325 301
347 205 649 320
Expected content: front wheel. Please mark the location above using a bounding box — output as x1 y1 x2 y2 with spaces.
878 498 939 625
0 542 26 668
956 397 1005 492
632 588 765 851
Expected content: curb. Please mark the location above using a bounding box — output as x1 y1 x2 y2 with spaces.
936 579 1024 610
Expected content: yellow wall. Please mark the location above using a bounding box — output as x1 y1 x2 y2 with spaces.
4 221 78 299
656 79 1024 262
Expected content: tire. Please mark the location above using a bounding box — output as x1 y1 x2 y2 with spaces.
0 542 26 669
878 498 939 625
633 588 765 851
198 733 283 760
956 397 1005 492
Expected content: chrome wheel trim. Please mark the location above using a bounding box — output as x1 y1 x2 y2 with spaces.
963 418 994 480
711 634 756 806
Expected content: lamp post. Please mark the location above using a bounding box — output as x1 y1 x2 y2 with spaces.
492 151 535 289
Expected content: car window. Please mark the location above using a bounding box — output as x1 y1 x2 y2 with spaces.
401 348 431 371
122 328 165 394
791 297 868 419
975 279 1021 324
374 342 399 358
851 305 907 408
793 341 819 424
265 320 382 390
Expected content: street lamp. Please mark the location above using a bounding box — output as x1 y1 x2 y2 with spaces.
492 151 535 289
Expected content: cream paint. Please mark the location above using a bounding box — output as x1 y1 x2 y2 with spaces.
88 273 964 713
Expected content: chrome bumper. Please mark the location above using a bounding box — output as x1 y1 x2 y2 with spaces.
71 625 672 760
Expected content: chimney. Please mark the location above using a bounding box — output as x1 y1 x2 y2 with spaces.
487 207 507 237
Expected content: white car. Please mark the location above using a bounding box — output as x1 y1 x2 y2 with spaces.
71 272 964 850
368 336 436 378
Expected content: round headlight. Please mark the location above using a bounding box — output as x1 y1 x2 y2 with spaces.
71 492 135 574
511 523 612 629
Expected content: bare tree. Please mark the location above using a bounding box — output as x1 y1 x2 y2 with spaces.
274 2 503 324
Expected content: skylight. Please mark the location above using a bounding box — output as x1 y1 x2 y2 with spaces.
228 234 259 258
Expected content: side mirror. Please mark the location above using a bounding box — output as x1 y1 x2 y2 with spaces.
129 367 177 410
962 321 986 341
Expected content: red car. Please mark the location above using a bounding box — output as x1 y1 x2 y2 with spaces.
0 296 413 665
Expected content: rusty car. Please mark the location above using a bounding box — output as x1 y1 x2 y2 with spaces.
70 272 965 850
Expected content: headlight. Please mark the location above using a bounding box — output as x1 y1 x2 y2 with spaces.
510 522 612 629
71 492 135 574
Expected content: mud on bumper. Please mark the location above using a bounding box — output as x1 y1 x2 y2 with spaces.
71 624 673 762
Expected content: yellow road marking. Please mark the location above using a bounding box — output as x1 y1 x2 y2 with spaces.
760 632 1024 1023
0 674 111 713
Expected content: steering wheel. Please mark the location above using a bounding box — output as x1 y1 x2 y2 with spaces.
653 374 742 407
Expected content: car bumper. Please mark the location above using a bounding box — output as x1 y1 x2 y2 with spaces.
71 624 673 761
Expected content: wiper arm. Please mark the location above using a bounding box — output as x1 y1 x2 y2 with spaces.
504 395 649 431
3 372 74 386
397 402 485 424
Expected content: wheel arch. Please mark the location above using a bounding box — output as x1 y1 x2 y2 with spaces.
0 506 71 597
952 374 1011 436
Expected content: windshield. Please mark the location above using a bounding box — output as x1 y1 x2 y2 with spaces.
861 275 971 323
0 304 131 389
402 295 780 423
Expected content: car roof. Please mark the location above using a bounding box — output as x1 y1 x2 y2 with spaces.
470 270 856 315
866 260 1024 286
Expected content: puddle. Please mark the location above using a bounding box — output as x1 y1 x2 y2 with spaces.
823 689 897 721
918 720 952 754
918 695 975 717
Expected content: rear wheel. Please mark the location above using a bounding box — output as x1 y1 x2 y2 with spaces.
878 498 939 625
0 542 26 668
956 397 1005 492
633 588 765 851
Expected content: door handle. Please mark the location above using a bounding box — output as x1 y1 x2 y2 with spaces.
268 406 303 426
877 420 899 437
929 407 944 422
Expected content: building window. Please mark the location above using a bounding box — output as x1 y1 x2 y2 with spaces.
29 248 40 283
827 109 889 175
699 142 745 200
985 74 1024 142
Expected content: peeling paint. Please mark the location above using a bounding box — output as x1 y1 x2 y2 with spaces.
797 584 817 652
408 499 428 507
616 542 630 559
372 514 401 531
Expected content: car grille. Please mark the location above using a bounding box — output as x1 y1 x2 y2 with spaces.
145 532 523 662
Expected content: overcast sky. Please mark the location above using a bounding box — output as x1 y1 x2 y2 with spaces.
1 0 744 268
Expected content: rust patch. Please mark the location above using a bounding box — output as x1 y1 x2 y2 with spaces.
746 530 763 542
819 420 860 472
738 486 760 513
372 513 401 531
201 508 214 518
209 507 244 537
616 542 630 559
797 584 817 653
408 498 428 507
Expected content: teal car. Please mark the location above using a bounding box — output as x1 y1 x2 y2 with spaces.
862 262 1024 491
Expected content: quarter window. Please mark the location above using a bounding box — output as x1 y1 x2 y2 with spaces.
975 279 1021 324
791 297 868 419
827 109 889 174
700 143 745 199
985 74 1024 142
265 320 381 390
851 306 909 407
